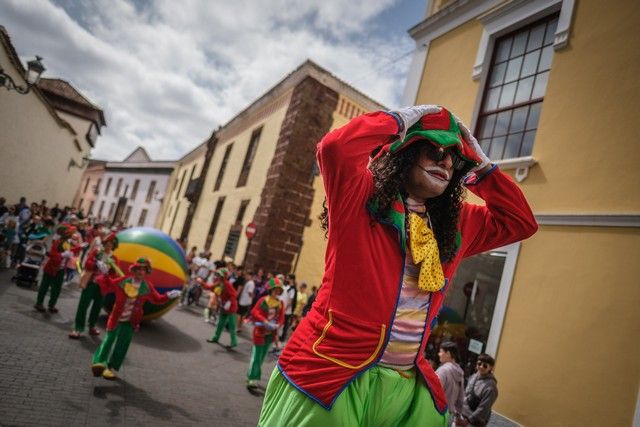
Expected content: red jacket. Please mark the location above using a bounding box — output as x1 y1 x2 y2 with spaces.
277 112 538 412
84 249 119 281
43 239 82 276
250 296 285 345
204 279 238 314
97 275 168 331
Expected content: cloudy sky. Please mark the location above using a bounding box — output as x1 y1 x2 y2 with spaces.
2 0 426 160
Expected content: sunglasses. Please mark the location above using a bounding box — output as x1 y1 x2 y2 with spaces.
421 143 467 171
476 361 491 369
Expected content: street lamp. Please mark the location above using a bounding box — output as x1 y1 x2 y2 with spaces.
0 55 46 95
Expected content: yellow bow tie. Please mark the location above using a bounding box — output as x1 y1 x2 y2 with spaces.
124 281 140 299
408 212 445 292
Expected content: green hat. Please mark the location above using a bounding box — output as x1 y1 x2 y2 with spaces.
387 107 481 170
214 268 229 279
130 257 152 274
56 223 76 238
265 277 283 292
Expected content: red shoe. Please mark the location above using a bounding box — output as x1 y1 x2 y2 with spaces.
34 304 46 312
89 327 100 336
68 331 81 339
48 307 59 314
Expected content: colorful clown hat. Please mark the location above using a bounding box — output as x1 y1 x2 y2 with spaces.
56 223 76 238
265 277 283 292
214 268 229 279
102 232 119 249
129 257 152 273
388 107 481 170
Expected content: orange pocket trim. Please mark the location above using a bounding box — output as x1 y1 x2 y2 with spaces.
312 309 387 370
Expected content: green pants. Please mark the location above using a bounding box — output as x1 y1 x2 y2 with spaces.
211 312 237 347
258 366 448 427
248 334 273 381
36 270 64 308
92 322 134 371
74 282 103 332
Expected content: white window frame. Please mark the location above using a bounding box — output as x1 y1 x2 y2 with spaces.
484 241 521 357
403 0 576 182
471 0 575 81
469 0 575 181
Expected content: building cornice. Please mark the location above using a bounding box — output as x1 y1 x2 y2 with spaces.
408 0 504 40
535 214 640 228
216 60 386 143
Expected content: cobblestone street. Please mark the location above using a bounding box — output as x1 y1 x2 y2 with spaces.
0 270 274 426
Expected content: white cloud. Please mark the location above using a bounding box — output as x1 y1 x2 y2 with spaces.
1 0 414 160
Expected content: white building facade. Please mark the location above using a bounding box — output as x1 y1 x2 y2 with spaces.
76 147 174 228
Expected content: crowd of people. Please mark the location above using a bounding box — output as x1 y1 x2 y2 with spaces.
3 102 533 426
0 196 126 276
177 247 319 389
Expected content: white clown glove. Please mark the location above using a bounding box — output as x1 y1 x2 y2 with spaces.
96 260 109 274
454 115 491 171
267 321 278 331
61 250 73 259
223 300 231 311
166 290 181 299
391 105 442 141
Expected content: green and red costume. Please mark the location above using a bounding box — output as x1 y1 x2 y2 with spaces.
248 295 285 382
92 275 169 371
207 277 239 346
259 111 537 425
36 228 81 309
72 248 119 333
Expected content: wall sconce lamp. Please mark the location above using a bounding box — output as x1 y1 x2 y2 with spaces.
0 56 46 95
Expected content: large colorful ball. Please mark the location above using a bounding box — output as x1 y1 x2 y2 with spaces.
108 227 188 320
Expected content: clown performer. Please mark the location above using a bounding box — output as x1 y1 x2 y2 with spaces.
69 232 122 339
205 268 238 348
247 277 285 391
258 105 537 426
34 224 82 313
91 257 180 380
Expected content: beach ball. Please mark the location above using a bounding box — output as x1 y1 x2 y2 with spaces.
104 227 188 321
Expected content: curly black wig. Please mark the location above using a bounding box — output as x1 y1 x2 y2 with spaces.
319 142 469 261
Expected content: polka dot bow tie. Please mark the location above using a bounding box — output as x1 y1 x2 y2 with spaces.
408 212 445 292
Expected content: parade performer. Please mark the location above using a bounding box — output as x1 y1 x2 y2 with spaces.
34 223 81 313
91 257 180 380
247 277 285 390
69 232 121 339
206 268 238 348
258 106 537 425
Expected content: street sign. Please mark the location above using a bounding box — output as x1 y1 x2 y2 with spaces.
468 339 484 355
245 222 257 239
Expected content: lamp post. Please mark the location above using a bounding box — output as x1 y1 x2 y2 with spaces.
0 55 46 94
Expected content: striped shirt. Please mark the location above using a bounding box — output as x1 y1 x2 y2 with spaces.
379 217 432 370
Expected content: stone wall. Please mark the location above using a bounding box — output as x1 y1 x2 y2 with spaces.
244 76 338 273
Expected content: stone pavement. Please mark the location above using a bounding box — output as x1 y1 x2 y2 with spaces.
0 268 518 427
0 269 273 426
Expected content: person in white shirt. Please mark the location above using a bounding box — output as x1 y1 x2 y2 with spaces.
237 271 255 332
279 273 298 343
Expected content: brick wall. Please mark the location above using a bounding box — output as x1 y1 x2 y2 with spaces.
244 77 338 273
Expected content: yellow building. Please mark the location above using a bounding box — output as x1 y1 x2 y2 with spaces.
397 1 640 426
156 60 384 271
0 26 105 206
157 140 209 237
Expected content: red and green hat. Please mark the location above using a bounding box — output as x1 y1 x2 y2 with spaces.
388 107 481 170
214 268 229 280
102 232 119 249
265 277 283 292
130 257 152 274
56 223 76 238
